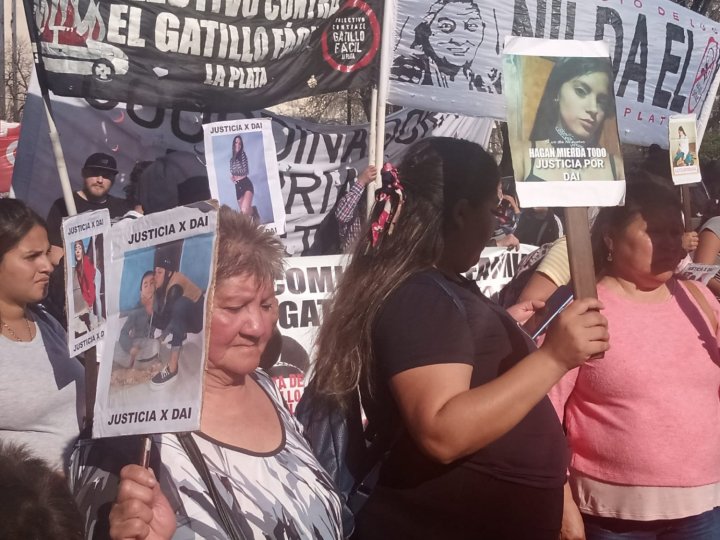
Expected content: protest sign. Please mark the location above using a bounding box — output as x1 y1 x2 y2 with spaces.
504 37 625 207
93 203 217 438
669 114 702 185
15 79 493 256
62 209 110 356
0 121 20 196
25 0 381 111
679 263 720 286
203 118 285 234
388 0 720 147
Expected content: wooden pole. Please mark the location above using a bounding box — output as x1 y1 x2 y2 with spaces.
11 0 16 121
564 208 598 300
681 185 694 233
0 0 5 120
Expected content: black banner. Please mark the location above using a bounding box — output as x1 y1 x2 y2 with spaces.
25 0 381 111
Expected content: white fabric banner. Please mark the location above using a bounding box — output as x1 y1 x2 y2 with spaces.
93 203 218 438
388 0 720 147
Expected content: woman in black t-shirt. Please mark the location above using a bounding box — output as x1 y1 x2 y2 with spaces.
310 138 609 539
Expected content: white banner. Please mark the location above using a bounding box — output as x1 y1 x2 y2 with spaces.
269 246 537 412
388 0 720 147
62 209 111 356
93 203 218 438
204 118 286 234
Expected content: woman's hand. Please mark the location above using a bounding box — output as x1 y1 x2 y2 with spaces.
682 231 699 252
496 233 520 249
502 194 521 215
542 298 609 372
109 465 176 540
559 484 586 540
507 299 545 325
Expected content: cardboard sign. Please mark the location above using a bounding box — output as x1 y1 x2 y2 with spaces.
62 209 111 356
669 114 702 185
93 203 217 438
679 263 720 286
504 37 625 207
203 118 285 234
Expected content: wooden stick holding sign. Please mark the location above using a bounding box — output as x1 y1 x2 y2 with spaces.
565 208 598 300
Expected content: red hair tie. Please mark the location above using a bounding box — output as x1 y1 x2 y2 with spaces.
370 163 405 247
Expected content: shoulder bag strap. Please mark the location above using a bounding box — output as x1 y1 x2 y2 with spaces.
681 280 719 333
177 432 248 540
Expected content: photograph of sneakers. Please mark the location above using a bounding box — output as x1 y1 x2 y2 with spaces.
151 366 178 387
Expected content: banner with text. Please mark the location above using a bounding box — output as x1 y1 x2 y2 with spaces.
93 203 217 438
15 81 494 256
25 0 381 110
389 0 720 147
0 121 20 196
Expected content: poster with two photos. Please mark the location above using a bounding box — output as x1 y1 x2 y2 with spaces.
93 203 218 438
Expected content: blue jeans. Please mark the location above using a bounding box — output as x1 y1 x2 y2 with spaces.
583 508 720 540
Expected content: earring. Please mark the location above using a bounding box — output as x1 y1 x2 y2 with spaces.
553 97 559 103
607 251 613 262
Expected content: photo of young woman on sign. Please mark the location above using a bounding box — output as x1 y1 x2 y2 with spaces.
516 56 623 182
504 38 626 207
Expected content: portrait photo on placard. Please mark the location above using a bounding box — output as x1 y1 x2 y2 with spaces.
67 234 106 339
669 114 701 185
504 37 626 207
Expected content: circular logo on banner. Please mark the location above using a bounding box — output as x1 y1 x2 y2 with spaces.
321 0 380 73
689 36 719 113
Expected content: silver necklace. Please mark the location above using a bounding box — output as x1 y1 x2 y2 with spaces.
0 312 32 342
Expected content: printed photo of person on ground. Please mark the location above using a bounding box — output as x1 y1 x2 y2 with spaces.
504 38 625 207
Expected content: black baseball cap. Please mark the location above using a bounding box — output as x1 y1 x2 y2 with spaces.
82 152 118 177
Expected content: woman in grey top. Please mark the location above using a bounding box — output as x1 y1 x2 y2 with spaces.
0 199 84 472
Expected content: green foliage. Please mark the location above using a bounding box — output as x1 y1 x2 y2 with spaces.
700 131 720 161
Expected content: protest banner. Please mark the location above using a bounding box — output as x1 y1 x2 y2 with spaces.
93 202 217 438
62 209 110 356
504 37 625 208
14 79 494 256
203 118 285 234
24 0 382 111
269 247 535 412
388 0 720 147
0 121 20 197
669 114 702 185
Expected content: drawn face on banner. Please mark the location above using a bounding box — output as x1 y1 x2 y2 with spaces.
557 71 611 142
426 1 484 68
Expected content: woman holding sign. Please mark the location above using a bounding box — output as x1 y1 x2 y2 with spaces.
71 208 342 539
308 138 609 539
0 199 84 472
520 57 622 183
551 182 720 540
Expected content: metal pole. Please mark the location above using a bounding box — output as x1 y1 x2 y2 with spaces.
11 0 17 121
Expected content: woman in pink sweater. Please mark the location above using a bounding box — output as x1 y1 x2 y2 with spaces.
553 182 720 540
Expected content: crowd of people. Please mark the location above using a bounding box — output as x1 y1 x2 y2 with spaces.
2 132 720 540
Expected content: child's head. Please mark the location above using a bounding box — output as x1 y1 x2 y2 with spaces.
140 270 155 299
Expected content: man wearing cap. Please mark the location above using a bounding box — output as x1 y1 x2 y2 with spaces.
44 153 132 327
46 153 131 252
